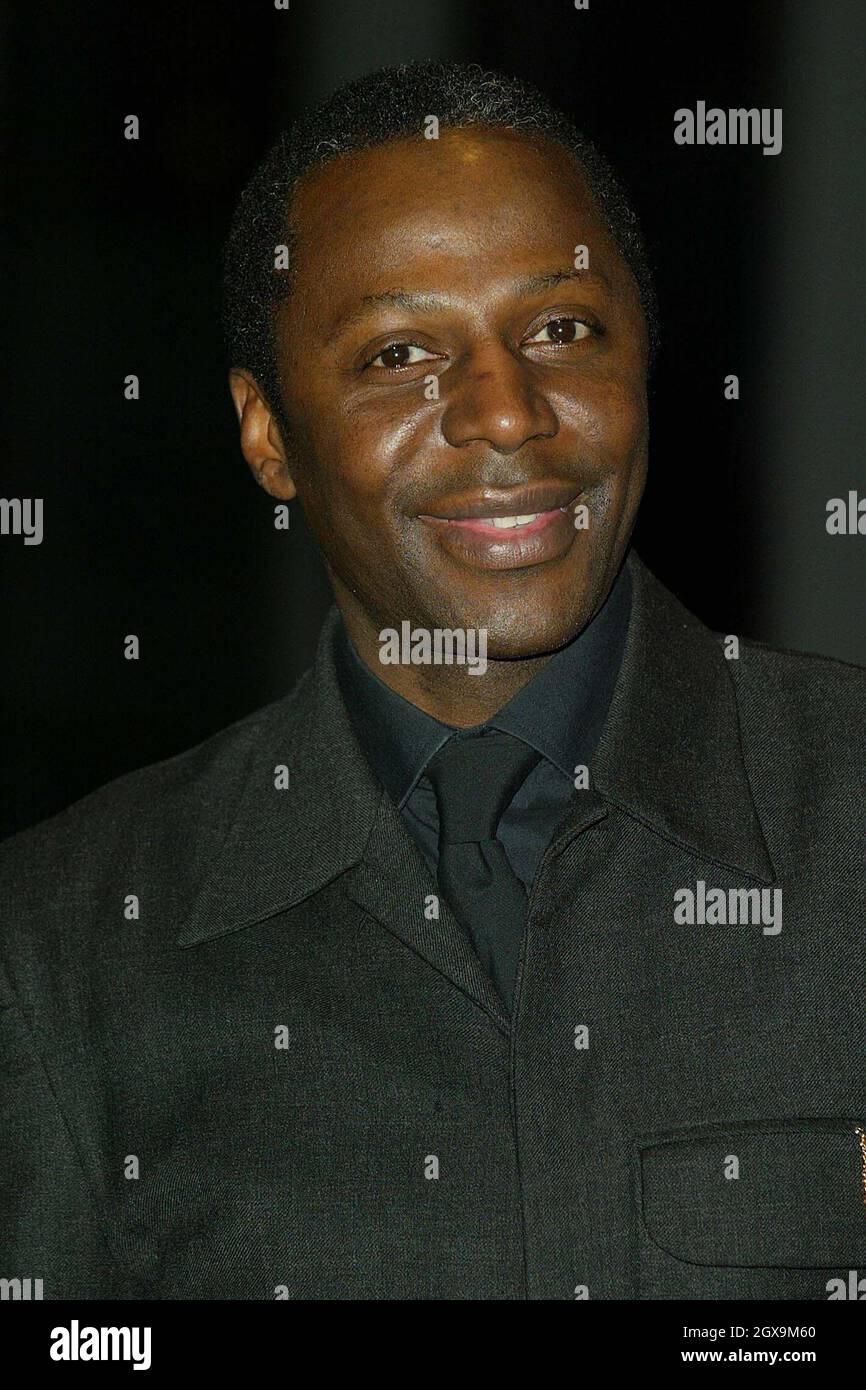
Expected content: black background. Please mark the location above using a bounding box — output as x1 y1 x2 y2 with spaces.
2 0 863 837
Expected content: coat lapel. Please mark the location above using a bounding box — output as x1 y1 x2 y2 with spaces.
177 610 509 1026
178 616 380 948
345 796 511 1032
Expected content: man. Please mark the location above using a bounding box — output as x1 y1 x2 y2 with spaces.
2 62 864 1301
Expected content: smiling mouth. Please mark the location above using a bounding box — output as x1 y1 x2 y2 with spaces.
415 489 585 570
418 486 580 522
430 505 571 537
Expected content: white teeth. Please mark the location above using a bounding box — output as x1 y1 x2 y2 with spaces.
485 513 541 529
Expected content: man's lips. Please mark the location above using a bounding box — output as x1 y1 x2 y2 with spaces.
417 485 579 526
428 506 567 538
415 486 584 571
417 484 578 520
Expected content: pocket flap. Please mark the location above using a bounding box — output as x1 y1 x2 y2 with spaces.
639 1118 866 1267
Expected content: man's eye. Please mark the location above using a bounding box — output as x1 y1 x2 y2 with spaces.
524 317 592 345
367 342 437 370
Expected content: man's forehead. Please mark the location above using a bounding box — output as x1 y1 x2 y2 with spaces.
298 122 583 185
286 130 619 314
290 126 603 244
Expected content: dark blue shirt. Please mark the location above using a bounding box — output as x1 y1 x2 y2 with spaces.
334 562 632 896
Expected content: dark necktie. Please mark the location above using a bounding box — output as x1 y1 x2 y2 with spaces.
425 731 541 1011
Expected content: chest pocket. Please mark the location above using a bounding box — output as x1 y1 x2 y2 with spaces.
637 1117 866 1299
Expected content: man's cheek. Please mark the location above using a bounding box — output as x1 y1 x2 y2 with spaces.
575 371 644 433
320 489 393 570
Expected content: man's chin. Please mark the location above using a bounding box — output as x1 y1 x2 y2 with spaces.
480 621 591 663
398 591 600 662
459 580 604 661
437 596 596 662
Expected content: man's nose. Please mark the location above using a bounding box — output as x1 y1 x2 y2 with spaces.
439 344 559 454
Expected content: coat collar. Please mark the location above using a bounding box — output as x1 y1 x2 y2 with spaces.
591 551 774 885
178 549 774 953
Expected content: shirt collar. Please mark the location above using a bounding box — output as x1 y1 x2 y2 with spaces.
334 561 632 809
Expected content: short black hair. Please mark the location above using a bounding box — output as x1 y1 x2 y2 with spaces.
223 60 660 423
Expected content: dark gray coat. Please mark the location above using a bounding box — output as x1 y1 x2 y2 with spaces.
2 551 865 1299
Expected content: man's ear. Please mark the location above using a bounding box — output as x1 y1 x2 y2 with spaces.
228 369 297 501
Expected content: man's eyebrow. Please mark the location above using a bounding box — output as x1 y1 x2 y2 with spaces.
511 267 611 296
327 289 447 339
327 267 610 340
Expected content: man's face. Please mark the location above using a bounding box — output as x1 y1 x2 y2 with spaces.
267 127 648 659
